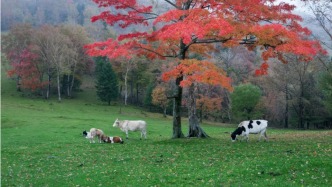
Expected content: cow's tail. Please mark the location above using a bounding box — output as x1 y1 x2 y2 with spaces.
265 121 268 140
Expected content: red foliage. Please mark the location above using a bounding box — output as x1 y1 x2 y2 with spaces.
86 0 325 82
196 95 222 113
91 0 152 28
85 38 135 59
7 46 47 91
162 59 232 91
255 62 269 76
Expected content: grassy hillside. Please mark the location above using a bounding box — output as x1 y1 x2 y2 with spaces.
1 70 332 186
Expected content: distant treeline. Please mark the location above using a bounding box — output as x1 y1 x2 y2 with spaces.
1 0 96 31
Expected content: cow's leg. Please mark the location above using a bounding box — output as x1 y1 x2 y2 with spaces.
245 134 249 142
141 130 147 140
258 129 267 141
258 132 263 141
125 130 129 139
263 130 268 141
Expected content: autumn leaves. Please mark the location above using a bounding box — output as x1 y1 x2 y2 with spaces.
162 59 232 90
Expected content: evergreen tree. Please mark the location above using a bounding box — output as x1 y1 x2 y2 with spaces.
144 82 154 108
320 61 332 115
95 57 118 105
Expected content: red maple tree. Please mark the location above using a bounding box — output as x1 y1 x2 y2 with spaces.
7 46 47 91
85 0 324 138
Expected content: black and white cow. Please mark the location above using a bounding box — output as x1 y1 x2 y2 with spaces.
231 120 268 142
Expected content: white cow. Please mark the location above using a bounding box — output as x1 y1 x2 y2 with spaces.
112 118 147 139
231 120 268 142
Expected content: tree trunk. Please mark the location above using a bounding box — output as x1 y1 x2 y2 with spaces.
67 75 70 97
172 76 185 138
171 40 189 139
130 74 134 104
136 82 139 105
16 76 21 92
221 90 232 123
187 84 209 138
57 71 61 102
46 69 51 100
299 83 305 129
119 85 122 99
163 107 167 118
284 84 289 128
69 62 77 97
124 66 129 105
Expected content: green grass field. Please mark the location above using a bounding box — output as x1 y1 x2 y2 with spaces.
1 74 332 187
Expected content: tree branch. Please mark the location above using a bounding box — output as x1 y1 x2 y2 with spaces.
194 38 232 44
164 0 181 9
137 45 179 58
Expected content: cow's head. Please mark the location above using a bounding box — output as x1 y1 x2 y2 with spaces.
113 118 120 127
103 136 112 143
231 126 245 142
83 130 88 137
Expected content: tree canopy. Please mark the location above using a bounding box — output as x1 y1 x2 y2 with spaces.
231 84 263 120
85 0 325 138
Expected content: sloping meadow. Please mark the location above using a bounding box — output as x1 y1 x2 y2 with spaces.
1 93 331 186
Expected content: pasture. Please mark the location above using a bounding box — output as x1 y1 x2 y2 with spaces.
1 78 332 187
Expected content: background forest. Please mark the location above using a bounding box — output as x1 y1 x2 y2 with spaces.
1 0 332 129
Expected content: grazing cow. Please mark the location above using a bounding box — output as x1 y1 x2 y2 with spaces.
112 118 147 139
101 134 124 144
231 120 268 142
83 128 104 143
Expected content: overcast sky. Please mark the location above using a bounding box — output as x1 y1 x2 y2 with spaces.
285 0 332 54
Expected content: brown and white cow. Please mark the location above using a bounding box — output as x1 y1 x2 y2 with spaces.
83 128 104 143
101 134 124 144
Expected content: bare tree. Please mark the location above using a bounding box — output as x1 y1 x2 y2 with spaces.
306 0 332 51
60 25 91 97
34 25 71 101
260 54 325 128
